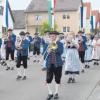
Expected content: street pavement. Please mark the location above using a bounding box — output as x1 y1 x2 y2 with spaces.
0 57 100 100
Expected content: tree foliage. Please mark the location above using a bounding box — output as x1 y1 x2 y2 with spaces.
40 21 58 35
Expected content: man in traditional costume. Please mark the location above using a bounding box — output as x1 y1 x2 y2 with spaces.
43 31 63 100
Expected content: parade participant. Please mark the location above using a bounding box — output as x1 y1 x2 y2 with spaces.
92 35 100 65
0 34 7 67
65 32 80 83
32 33 43 63
5 29 16 70
40 36 45 54
25 32 33 59
78 31 87 73
0 38 2 60
16 31 29 80
85 33 93 68
43 31 63 100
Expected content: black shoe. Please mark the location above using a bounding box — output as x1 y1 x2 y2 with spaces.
72 78 76 83
33 60 36 62
96 62 99 65
42 67 47 71
22 76 27 80
16 76 22 80
67 78 72 83
94 62 96 65
6 67 10 70
85 65 88 68
2 62 7 66
11 67 14 70
81 69 85 73
87 65 90 68
37 60 40 63
54 94 59 99
46 94 53 100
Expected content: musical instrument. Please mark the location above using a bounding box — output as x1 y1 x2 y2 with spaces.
15 36 23 50
40 42 58 66
49 42 58 51
3 34 8 41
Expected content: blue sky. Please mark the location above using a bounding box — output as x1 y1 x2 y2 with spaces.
9 0 100 10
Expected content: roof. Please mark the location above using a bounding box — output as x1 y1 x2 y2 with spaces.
25 0 81 13
12 10 25 29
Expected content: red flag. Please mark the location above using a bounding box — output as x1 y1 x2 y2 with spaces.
54 0 56 8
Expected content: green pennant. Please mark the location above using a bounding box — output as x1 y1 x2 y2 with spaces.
48 0 52 29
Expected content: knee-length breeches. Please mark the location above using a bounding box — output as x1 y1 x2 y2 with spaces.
46 65 62 84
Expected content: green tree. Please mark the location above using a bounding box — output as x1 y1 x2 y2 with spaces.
40 21 58 35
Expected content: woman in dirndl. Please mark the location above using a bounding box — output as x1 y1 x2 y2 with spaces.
65 32 81 83
92 35 100 65
84 33 93 68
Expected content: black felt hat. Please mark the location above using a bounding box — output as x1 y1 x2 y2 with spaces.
78 30 83 34
34 33 39 35
26 32 30 35
49 31 59 35
8 28 13 32
19 31 25 36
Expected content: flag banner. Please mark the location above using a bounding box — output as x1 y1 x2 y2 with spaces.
48 0 52 28
83 7 87 29
90 16 94 30
48 0 55 30
3 0 8 30
54 0 56 8
51 0 54 29
6 0 8 28
80 6 83 28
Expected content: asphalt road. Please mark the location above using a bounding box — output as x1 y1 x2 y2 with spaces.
0 57 100 100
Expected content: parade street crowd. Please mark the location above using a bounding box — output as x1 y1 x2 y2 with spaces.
0 29 100 100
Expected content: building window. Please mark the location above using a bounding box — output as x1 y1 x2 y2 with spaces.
35 15 42 21
67 27 70 32
63 27 66 32
67 15 70 19
63 14 66 19
0 6 3 15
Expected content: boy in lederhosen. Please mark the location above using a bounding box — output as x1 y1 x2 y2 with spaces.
43 31 63 100
16 31 29 80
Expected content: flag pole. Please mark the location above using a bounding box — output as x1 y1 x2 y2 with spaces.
51 0 54 30
5 0 8 31
48 0 52 30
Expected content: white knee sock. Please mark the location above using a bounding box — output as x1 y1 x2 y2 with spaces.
23 69 26 76
17 68 21 76
47 84 53 95
72 74 76 79
81 63 84 70
55 84 59 94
